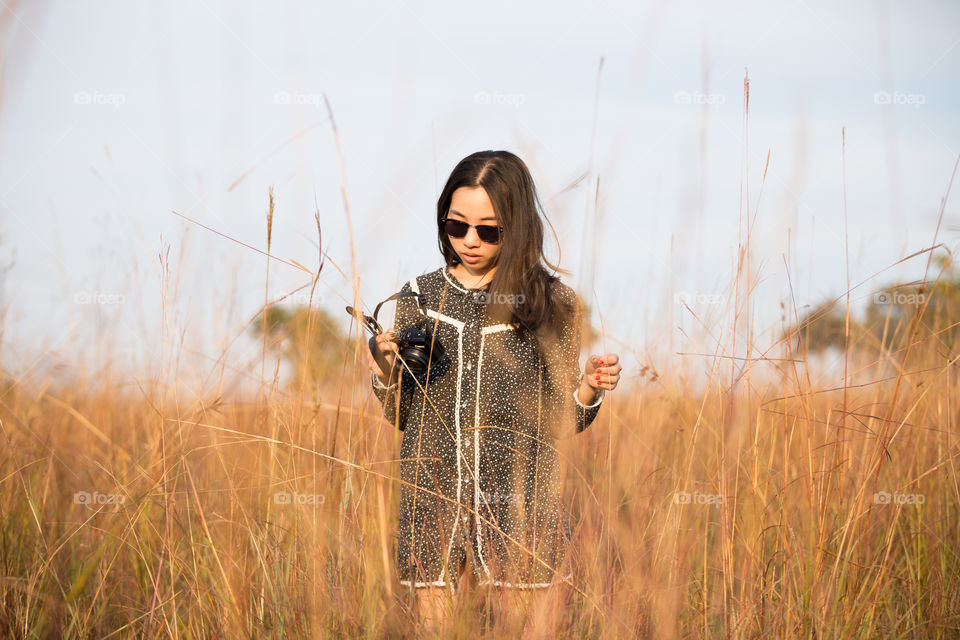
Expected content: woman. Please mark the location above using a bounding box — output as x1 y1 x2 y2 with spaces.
366 150 621 633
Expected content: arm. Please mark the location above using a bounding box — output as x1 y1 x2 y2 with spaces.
370 281 420 431
554 283 604 435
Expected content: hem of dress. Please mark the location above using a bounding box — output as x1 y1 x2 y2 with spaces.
399 579 456 591
477 572 574 589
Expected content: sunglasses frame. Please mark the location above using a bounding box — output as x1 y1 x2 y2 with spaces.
441 217 505 244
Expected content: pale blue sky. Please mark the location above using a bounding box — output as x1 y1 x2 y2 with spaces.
1 0 957 392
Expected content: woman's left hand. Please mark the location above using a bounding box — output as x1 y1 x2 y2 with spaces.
584 354 621 391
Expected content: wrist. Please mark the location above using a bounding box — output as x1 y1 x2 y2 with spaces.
373 369 397 388
577 375 600 404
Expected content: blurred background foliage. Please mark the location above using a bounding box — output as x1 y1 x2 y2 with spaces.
251 305 353 385
784 252 959 360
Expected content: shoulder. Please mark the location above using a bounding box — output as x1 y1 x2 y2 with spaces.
404 266 445 294
545 279 583 342
549 278 580 309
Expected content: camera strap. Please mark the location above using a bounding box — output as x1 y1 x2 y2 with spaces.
346 289 427 338
371 290 427 329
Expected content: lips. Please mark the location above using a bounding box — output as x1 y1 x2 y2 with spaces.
461 253 482 263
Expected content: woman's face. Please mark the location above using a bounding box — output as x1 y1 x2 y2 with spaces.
446 186 502 274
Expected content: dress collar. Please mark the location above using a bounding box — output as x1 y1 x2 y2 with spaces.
442 265 490 294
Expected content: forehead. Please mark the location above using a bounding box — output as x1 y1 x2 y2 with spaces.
448 186 497 221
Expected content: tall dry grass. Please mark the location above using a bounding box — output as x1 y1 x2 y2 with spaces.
2 267 959 638
2 102 959 640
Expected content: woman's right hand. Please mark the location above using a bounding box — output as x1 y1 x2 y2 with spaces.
367 328 399 385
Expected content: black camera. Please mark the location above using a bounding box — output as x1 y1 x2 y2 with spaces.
346 291 446 378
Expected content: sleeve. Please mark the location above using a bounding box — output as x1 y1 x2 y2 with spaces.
555 283 604 435
370 279 421 431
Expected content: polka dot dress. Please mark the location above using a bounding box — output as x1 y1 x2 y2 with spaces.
371 265 604 591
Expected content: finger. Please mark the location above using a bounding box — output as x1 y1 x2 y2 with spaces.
597 364 622 375
376 336 399 352
593 355 615 372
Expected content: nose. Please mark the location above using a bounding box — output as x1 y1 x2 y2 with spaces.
463 227 482 247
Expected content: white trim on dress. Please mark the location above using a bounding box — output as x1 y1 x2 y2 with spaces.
371 371 395 391
473 329 490 579
473 321 518 581
399 578 456 594
477 571 574 589
424 308 465 331
573 386 604 408
441 265 470 293
409 274 469 586
480 323 517 335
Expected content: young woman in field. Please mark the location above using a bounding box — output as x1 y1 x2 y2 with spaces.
366 150 621 635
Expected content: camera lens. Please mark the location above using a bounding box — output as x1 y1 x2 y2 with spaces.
403 347 430 374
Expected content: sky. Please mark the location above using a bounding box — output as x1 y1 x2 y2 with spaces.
0 0 958 394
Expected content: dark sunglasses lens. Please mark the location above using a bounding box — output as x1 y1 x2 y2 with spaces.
476 225 501 244
444 219 469 238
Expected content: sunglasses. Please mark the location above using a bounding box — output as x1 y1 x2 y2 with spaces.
441 217 504 244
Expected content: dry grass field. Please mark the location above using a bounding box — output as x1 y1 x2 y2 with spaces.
1 233 958 638
2 112 960 637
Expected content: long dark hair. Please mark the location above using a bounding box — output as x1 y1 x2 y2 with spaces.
436 150 574 344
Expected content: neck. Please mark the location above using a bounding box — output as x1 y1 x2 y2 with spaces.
451 263 496 288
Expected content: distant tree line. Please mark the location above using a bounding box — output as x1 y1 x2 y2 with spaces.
783 252 959 362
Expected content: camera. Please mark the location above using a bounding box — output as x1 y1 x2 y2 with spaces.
346 290 446 378
390 321 446 376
